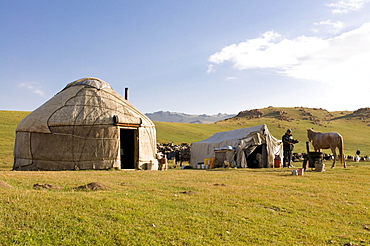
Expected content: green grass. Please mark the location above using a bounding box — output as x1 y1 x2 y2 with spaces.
1 164 370 245
1 109 370 244
154 121 242 144
0 111 30 170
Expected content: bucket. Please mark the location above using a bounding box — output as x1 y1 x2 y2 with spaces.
315 163 325 172
292 170 298 175
297 168 304 175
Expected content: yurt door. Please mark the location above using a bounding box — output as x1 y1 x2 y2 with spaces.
120 128 138 169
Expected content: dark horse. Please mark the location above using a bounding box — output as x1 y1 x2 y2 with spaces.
307 128 346 168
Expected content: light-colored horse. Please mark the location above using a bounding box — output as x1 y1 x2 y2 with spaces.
307 128 346 168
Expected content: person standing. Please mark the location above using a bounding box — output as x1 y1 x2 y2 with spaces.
282 129 299 167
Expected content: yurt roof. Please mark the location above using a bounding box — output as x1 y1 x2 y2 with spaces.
64 77 112 90
17 78 154 133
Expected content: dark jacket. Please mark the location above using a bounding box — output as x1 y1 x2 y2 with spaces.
282 133 298 151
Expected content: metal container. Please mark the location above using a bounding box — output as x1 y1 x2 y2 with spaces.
315 163 325 172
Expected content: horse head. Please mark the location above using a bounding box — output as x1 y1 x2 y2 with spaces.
306 128 315 141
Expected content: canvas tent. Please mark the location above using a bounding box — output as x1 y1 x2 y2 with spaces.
190 124 283 168
13 78 158 171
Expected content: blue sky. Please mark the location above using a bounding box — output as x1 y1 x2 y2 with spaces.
1 0 370 114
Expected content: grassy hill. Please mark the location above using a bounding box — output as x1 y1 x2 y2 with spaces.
156 107 370 156
1 107 370 169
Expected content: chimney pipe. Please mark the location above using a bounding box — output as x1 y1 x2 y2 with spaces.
306 141 310 153
125 88 129 100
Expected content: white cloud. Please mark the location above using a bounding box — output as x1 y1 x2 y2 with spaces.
209 31 286 69
209 31 328 70
18 82 45 96
208 23 370 88
225 77 237 80
313 20 344 33
206 64 216 73
327 0 369 14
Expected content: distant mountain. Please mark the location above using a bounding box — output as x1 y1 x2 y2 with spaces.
222 106 353 125
145 111 236 123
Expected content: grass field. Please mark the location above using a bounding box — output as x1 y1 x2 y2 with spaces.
1 164 370 245
1 110 370 245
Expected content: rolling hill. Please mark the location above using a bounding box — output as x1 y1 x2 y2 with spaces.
1 107 370 169
155 107 370 156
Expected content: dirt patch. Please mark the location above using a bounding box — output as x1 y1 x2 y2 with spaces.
213 183 226 187
179 190 195 194
75 182 111 191
33 183 63 190
0 180 14 189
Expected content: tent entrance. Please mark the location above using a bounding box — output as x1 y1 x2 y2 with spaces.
120 128 138 169
245 144 268 168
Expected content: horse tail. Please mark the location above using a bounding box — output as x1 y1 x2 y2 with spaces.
339 135 346 167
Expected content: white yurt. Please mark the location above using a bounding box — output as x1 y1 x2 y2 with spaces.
13 78 158 171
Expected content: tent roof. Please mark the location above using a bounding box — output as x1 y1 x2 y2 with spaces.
16 78 154 133
190 124 283 167
64 77 112 90
196 124 266 144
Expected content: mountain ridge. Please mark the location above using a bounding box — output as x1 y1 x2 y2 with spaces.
146 107 370 125
221 106 370 125
145 111 236 123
